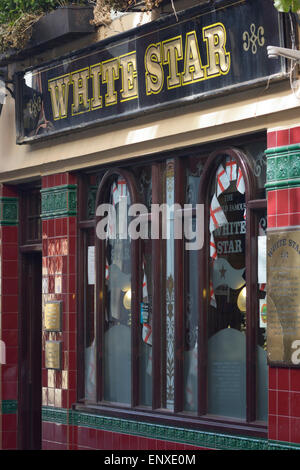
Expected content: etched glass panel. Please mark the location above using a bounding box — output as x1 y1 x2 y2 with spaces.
104 177 132 404
208 155 246 419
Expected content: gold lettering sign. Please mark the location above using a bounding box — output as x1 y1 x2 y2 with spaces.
45 341 62 370
267 230 300 366
44 301 62 331
48 22 231 121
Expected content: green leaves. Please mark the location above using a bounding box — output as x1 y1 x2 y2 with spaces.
274 0 300 12
0 0 88 25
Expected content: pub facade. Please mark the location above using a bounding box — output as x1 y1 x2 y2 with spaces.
0 0 300 450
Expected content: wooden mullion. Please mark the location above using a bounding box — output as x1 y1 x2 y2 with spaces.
151 163 163 410
174 157 185 413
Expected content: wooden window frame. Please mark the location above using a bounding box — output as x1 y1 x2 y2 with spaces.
75 139 268 439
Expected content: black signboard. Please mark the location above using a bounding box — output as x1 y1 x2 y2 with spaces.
16 0 285 144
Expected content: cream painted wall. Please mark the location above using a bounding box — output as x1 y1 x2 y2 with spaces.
0 78 300 184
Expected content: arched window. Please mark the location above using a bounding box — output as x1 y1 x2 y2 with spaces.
198 148 267 422
78 135 267 435
95 169 150 406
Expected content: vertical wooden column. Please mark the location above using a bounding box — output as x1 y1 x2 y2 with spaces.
266 126 300 444
0 184 19 450
41 173 77 450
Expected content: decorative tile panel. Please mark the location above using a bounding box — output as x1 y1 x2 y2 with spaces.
41 406 300 450
266 144 300 190
0 198 18 226
41 185 77 219
1 400 17 414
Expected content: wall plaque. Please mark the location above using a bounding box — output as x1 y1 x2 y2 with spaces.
267 229 300 366
45 341 62 370
44 301 62 331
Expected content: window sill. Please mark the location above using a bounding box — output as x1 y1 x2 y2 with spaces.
72 402 267 441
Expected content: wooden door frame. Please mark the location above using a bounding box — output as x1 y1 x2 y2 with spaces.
18 248 42 450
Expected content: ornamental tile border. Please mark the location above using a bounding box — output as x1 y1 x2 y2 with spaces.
40 185 77 219
1 400 18 414
41 406 300 450
0 197 18 226
265 144 300 190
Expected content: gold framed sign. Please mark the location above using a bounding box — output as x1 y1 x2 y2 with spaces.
44 301 62 331
45 341 62 370
267 229 300 367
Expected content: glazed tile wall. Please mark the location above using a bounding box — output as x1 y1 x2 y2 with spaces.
0 184 19 450
41 173 77 450
267 125 300 445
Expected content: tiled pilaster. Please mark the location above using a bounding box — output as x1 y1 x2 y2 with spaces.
0 184 19 450
41 173 77 450
266 125 300 444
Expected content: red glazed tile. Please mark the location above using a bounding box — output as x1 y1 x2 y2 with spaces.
68 389 77 407
2 279 18 296
69 332 76 351
289 213 300 226
68 370 77 389
289 187 300 215
42 422 54 442
267 190 277 216
3 365 18 382
68 218 77 237
126 434 136 450
268 414 277 440
277 391 290 416
1 226 18 244
2 329 18 347
291 369 300 392
61 173 68 185
55 218 63 236
5 347 18 365
68 173 77 185
276 188 289 215
276 129 290 147
2 431 17 450
48 175 55 188
267 131 277 149
2 381 17 400
68 274 76 293
68 236 76 256
291 392 300 418
1 185 18 198
97 430 105 450
2 295 18 313
277 214 289 227
42 176 48 189
277 416 290 442
2 260 18 279
69 293 76 313
278 368 290 391
291 417 300 443
2 244 18 261
290 126 300 145
53 423 68 445
2 314 18 330
103 430 113 450
112 432 120 449
267 215 277 228
2 414 17 432
55 174 62 187
156 439 167 450
62 217 68 236
68 255 76 275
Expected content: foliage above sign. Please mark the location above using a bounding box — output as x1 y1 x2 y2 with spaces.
15 0 285 144
274 0 300 12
